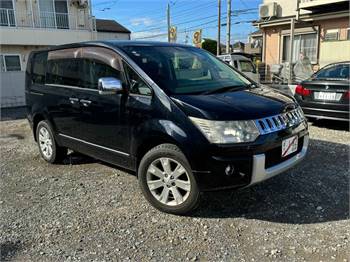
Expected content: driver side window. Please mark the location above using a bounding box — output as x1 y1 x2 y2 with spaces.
124 63 152 96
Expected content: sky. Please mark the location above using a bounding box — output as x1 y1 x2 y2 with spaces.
91 0 261 44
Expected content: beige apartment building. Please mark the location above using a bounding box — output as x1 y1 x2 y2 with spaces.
0 0 130 108
255 0 350 80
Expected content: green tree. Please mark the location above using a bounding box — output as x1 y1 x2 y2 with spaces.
202 38 217 55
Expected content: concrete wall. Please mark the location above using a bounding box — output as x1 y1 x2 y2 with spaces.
0 27 94 46
96 32 130 40
0 71 26 108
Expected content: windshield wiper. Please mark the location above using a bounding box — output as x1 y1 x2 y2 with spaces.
202 84 254 95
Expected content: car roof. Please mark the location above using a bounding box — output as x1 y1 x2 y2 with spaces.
44 40 192 52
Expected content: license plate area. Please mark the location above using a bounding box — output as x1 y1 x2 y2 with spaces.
281 136 298 157
314 91 340 101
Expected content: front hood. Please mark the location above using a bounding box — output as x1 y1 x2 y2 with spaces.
171 87 297 120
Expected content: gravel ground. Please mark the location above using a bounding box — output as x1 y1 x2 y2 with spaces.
0 118 349 261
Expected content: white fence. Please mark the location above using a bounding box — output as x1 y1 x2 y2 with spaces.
0 71 26 108
0 8 93 31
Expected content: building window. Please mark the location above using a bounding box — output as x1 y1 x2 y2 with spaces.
347 28 350 40
282 33 318 64
324 29 339 41
0 54 21 72
0 0 16 27
38 0 69 29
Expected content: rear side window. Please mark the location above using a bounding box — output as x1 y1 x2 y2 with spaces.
46 59 80 86
315 64 350 80
239 60 256 73
32 52 47 84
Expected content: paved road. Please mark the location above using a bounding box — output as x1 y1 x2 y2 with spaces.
0 119 349 261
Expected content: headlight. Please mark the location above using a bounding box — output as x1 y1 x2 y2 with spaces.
190 117 260 144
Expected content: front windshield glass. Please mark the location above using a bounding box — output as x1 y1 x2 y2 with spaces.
120 46 250 94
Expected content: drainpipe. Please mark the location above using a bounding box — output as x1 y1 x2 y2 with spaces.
288 18 295 85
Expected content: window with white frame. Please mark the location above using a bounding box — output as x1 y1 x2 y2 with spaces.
324 29 339 41
282 33 318 64
0 54 22 71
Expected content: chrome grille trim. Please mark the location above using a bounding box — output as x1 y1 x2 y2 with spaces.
255 108 305 135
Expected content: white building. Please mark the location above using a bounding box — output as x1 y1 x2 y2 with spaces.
0 0 130 108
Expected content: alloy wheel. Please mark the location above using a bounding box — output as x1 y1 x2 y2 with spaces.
146 157 191 206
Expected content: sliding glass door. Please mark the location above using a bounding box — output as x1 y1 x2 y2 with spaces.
38 0 68 29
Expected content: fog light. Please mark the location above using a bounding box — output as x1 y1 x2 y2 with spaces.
225 165 235 176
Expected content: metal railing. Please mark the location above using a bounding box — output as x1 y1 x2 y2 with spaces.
0 8 93 30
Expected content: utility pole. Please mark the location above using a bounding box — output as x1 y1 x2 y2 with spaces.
217 0 221 55
226 0 231 54
167 3 171 42
288 18 295 85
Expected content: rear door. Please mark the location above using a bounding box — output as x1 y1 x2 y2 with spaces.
45 48 82 137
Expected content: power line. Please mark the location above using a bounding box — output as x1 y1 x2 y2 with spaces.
132 7 256 34
134 18 255 40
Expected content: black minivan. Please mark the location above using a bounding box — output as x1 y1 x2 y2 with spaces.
26 41 309 214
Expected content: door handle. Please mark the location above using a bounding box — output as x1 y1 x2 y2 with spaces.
80 99 92 107
69 97 79 104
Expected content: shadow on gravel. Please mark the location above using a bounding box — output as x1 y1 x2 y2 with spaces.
62 152 97 165
0 133 25 140
308 119 349 131
193 139 349 224
0 241 22 261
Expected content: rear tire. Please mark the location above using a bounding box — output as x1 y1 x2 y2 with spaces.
36 120 67 164
138 144 200 215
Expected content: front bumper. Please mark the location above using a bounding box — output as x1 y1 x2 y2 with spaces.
248 135 308 186
192 124 309 191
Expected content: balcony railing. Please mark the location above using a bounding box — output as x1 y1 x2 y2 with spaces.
0 8 93 30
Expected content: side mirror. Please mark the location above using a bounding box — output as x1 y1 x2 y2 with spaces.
98 77 123 95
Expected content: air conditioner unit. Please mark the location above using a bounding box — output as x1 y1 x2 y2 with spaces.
259 2 278 19
71 0 88 8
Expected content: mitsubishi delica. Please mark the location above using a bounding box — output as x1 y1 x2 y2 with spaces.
26 41 309 214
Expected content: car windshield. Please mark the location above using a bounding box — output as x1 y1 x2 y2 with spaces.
120 45 250 95
313 63 350 80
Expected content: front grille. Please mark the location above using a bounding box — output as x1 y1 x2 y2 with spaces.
265 137 304 168
255 108 305 135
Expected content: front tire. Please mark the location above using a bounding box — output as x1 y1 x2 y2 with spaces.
138 144 200 215
36 120 67 164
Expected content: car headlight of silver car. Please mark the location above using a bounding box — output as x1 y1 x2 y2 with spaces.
190 117 260 144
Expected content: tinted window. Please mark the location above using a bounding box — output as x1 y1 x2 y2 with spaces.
239 60 255 73
120 46 249 95
124 63 152 96
80 59 121 89
46 59 80 86
32 52 47 84
315 64 350 80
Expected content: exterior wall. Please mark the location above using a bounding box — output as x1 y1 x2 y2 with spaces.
319 41 350 67
264 28 281 66
263 0 310 17
262 17 350 73
96 32 130 40
0 45 48 69
0 71 26 108
0 27 95 46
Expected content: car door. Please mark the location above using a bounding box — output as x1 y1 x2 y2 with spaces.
71 47 131 162
45 48 82 137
